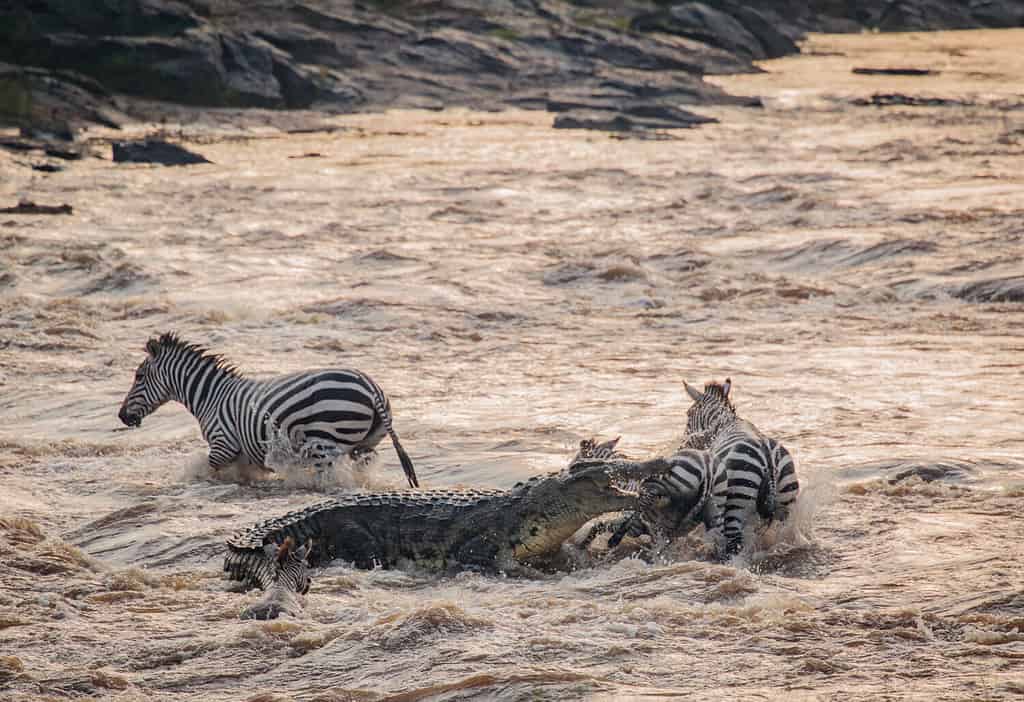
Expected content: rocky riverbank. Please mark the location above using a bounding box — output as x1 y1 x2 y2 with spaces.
3 1 1024 137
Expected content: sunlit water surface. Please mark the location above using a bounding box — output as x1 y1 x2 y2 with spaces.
2 29 1023 702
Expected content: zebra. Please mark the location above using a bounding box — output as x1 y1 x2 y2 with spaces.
681 378 799 555
240 536 312 620
570 435 623 466
118 332 419 487
574 443 727 555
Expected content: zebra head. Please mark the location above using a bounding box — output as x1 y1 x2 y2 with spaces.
682 378 735 447
118 335 176 428
570 435 622 466
263 537 313 595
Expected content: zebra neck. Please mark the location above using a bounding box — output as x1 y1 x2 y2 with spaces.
168 364 247 421
704 413 741 447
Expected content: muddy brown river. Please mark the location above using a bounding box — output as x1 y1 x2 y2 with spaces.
2 29 1023 701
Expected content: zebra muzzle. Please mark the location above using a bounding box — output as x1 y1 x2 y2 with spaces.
118 407 142 427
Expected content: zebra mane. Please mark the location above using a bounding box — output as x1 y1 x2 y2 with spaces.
147 332 242 378
701 381 735 412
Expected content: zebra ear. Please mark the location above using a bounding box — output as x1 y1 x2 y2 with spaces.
145 338 160 357
684 381 703 402
722 378 731 398
602 436 621 452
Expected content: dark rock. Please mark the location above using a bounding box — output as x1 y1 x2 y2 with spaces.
112 140 211 166
701 1 799 58
852 67 938 76
851 93 963 107
954 276 1024 303
0 138 37 152
22 122 74 141
219 33 282 107
553 112 638 132
254 25 359 69
0 0 201 38
552 104 713 132
631 3 771 60
44 146 82 160
623 103 716 126
0 63 123 132
31 163 64 172
0 200 72 215
3 0 1024 131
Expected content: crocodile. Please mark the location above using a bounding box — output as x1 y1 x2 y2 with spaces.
224 449 675 588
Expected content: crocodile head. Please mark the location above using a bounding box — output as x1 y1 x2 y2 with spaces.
510 453 675 565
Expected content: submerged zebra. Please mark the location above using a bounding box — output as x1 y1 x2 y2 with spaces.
681 378 798 555
574 439 727 554
240 537 313 620
118 333 419 487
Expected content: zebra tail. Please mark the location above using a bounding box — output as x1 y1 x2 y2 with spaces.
389 429 419 488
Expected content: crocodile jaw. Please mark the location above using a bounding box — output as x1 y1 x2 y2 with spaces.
511 488 635 563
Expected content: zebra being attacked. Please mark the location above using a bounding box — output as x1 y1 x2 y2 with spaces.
118 332 420 487
681 378 799 555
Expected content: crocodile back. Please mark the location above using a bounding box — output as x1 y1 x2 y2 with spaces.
224 488 507 586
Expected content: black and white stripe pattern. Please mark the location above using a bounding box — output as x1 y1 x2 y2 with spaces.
118 333 419 487
240 537 312 620
569 436 624 467
606 448 727 550
682 378 799 555
571 439 726 554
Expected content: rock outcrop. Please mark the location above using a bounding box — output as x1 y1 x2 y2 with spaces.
2 1 1024 134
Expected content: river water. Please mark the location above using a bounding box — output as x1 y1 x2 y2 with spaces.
2 29 1023 701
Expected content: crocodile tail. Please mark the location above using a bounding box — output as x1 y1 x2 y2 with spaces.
389 429 419 488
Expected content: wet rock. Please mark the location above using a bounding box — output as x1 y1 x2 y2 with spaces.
876 0 1024 30
709 2 800 58
254 24 359 69
553 104 714 132
630 3 779 60
0 200 72 215
954 276 1024 303
0 62 123 132
851 93 963 108
3 0 1024 130
112 139 210 165
852 67 938 76
44 145 83 160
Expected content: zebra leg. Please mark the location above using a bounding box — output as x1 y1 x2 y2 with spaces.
701 495 726 558
723 500 757 556
774 446 799 521
349 446 378 467
607 512 648 549
207 439 240 472
302 440 342 485
703 465 729 558
577 515 626 550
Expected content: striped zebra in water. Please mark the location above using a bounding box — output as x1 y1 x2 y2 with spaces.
240 537 312 620
570 435 624 466
118 333 419 487
575 442 727 554
682 378 799 555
